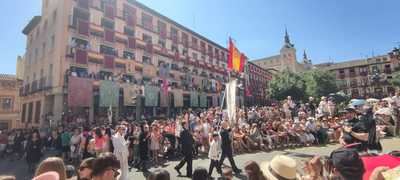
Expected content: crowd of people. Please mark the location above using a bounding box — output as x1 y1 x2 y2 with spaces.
0 95 400 180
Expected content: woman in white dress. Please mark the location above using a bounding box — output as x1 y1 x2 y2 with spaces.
112 125 129 180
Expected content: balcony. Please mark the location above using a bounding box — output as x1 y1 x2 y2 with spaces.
359 71 368 76
338 74 346 79
384 68 392 74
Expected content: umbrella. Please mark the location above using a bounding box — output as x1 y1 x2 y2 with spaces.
366 98 379 103
349 99 366 107
374 107 392 116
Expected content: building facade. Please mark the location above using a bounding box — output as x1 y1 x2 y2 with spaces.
0 74 22 130
20 0 230 127
316 54 400 98
246 62 273 106
252 29 312 73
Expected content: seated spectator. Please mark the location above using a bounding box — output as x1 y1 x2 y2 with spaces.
244 161 267 180
78 157 95 180
35 157 67 180
328 147 365 180
192 167 209 180
260 155 299 180
91 152 121 180
148 169 170 180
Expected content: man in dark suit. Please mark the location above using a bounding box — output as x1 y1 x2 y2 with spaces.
175 121 194 177
218 120 242 174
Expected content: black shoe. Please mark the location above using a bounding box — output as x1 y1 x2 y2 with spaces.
174 167 181 176
186 174 192 178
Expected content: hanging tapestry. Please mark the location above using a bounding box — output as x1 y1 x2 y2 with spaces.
99 80 119 107
190 91 199 107
144 85 160 107
173 89 184 107
199 92 208 108
68 76 93 107
122 84 139 106
143 65 157 78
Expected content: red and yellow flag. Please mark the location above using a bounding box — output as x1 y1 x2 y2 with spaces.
228 38 245 72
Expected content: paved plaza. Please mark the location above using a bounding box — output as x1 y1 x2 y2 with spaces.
1 138 399 180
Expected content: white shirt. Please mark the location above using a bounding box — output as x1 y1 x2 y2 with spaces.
208 140 221 160
112 133 129 155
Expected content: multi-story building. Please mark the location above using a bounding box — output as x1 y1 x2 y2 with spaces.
20 0 230 127
246 62 273 106
316 54 399 98
252 29 312 73
0 74 22 130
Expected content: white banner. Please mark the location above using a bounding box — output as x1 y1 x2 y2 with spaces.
226 79 237 124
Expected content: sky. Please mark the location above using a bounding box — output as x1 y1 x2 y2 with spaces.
1 0 400 74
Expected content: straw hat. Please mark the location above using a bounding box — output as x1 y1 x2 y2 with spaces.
260 155 298 180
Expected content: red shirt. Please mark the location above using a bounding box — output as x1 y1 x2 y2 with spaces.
362 154 400 180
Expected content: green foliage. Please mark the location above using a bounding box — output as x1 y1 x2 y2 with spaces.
268 69 338 101
389 71 400 87
268 70 306 101
302 69 338 99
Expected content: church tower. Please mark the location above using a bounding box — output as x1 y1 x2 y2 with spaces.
280 28 297 72
303 50 312 70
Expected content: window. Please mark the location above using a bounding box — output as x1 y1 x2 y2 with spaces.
51 35 55 49
27 102 33 123
36 28 40 38
35 48 39 62
100 45 116 56
171 44 178 53
192 53 198 60
158 39 165 48
1 98 12 111
124 26 135 36
101 17 114 29
141 13 153 30
143 34 152 44
170 27 178 43
42 43 46 58
72 8 89 26
21 104 27 122
52 10 57 24
142 56 151 64
157 20 167 38
43 20 48 32
123 4 136 26
181 32 188 47
191 37 198 49
34 101 41 123
123 51 135 60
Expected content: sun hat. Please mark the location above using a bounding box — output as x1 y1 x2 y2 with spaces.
260 155 299 180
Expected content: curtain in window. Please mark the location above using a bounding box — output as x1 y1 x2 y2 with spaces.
75 48 88 64
128 37 135 49
78 20 89 36
105 29 115 42
104 55 114 69
68 76 93 107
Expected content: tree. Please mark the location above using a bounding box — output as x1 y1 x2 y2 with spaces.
389 71 400 88
302 69 338 99
268 70 306 101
